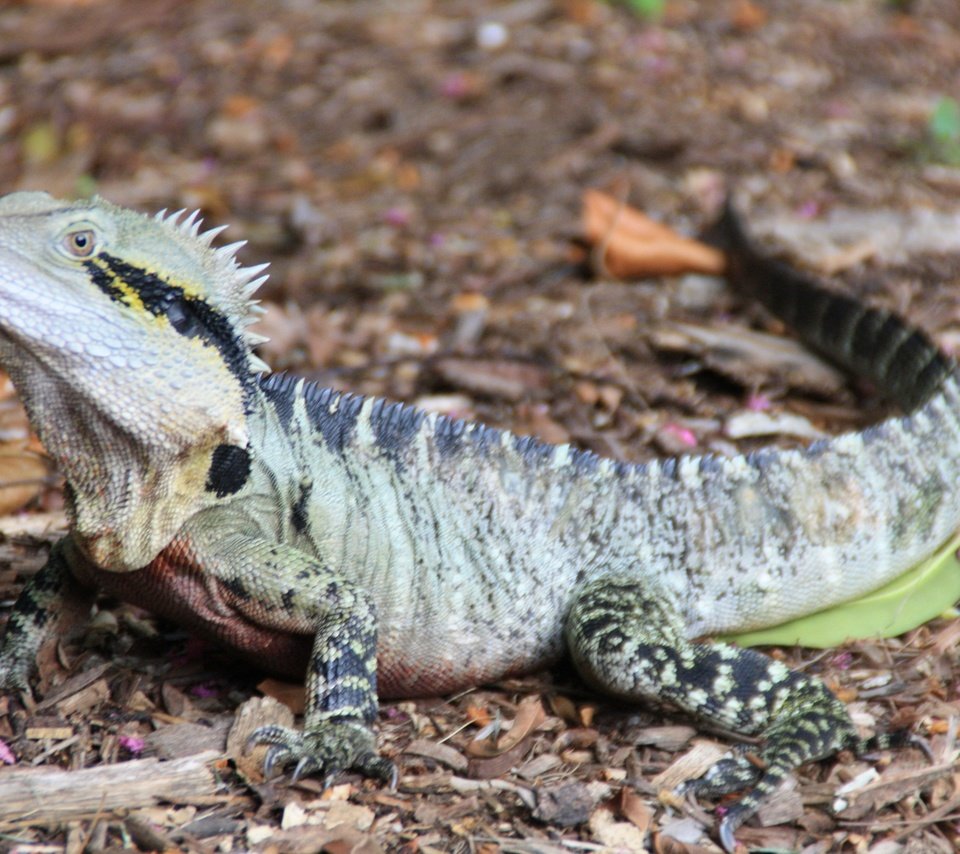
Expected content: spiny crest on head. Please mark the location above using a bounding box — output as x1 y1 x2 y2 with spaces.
152 207 271 372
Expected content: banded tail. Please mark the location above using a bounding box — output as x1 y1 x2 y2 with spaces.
707 203 956 411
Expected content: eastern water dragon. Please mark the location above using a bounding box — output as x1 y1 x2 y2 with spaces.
0 191 957 850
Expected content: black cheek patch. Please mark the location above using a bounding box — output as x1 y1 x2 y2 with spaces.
205 444 251 497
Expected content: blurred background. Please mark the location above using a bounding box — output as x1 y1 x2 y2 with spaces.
0 2 958 444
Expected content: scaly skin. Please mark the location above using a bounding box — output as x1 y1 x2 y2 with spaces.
0 192 957 850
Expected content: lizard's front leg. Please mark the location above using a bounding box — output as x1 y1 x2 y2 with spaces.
0 537 95 694
193 530 395 784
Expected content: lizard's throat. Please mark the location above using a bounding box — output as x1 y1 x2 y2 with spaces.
10 363 225 571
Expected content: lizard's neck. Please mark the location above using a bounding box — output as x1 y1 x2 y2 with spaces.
6 353 228 570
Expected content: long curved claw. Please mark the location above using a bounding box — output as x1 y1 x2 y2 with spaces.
356 751 398 788
676 751 762 851
718 813 740 854
262 744 291 778
291 754 317 783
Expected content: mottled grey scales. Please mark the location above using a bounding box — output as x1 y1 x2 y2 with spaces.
0 192 957 851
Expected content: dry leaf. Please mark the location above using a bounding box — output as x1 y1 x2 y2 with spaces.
516 752 563 781
651 321 847 396
589 804 648 850
724 409 827 441
547 693 580 725
257 678 306 714
467 696 546 777
431 357 551 402
467 695 545 758
404 738 469 772
533 780 612 827
618 787 654 832
160 682 194 719
512 404 571 445
652 739 729 793
492 695 546 754
227 696 295 783
467 738 532 779
583 189 725 278
732 0 767 30
834 760 954 819
465 703 492 726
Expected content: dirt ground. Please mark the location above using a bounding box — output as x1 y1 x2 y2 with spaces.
1 0 960 851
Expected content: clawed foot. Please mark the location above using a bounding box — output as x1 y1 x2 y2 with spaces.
678 752 760 800
247 719 397 787
676 752 762 853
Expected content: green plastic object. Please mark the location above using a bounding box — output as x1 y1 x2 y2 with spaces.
724 533 960 649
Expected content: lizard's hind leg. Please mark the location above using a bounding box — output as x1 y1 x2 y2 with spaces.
564 573 862 850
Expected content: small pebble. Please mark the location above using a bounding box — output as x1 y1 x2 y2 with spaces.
477 21 508 50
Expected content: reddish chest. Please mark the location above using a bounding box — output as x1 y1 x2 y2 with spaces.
76 541 537 698
80 539 312 679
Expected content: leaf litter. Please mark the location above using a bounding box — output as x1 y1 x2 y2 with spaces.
0 0 959 851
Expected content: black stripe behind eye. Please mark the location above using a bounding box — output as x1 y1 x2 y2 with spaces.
86 261 123 302
86 253 255 403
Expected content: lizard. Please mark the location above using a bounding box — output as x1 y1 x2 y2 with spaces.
0 190 957 851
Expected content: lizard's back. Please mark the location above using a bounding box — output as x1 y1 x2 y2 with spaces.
240 202 960 686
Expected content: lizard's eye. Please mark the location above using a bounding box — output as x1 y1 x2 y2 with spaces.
61 229 97 258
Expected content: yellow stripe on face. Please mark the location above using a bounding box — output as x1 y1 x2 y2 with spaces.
88 257 147 312
87 257 207 314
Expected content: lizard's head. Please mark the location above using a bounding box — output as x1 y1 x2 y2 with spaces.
0 191 268 451
0 191 271 567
